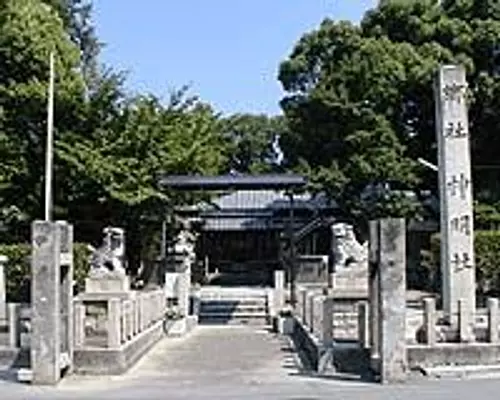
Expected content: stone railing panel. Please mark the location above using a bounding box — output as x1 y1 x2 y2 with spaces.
74 288 165 350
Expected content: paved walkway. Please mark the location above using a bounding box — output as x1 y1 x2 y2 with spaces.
2 325 500 399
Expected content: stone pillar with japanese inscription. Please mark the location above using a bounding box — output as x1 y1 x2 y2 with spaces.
434 65 475 320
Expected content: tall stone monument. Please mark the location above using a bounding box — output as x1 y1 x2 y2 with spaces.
434 65 475 319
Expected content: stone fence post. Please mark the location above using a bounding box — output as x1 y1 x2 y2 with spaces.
74 303 86 348
108 298 122 349
423 297 436 346
146 293 152 327
358 301 369 349
488 298 499 344
0 255 7 321
308 293 315 332
157 291 163 321
458 299 473 343
178 270 190 318
137 295 143 331
296 287 305 322
8 303 20 348
301 289 308 325
274 270 285 314
369 220 380 367
125 300 133 340
311 296 321 336
132 298 139 335
321 297 334 345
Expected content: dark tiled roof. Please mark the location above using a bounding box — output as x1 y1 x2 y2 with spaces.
199 190 336 231
206 190 330 211
158 173 307 190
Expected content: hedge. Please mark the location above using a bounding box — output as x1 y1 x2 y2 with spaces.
0 243 91 303
430 230 500 295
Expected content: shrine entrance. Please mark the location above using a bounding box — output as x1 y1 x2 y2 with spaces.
158 174 334 303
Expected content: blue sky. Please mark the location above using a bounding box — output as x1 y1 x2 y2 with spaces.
93 1 376 116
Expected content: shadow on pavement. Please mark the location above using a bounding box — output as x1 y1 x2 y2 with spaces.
278 331 376 384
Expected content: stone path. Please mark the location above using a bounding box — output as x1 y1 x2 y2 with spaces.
126 325 296 384
2 325 500 399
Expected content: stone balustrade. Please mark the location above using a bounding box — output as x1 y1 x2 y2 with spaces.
289 287 335 373
295 285 365 342
74 289 165 350
293 289 500 348
415 297 500 346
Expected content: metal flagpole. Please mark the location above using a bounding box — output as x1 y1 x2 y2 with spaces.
44 51 55 221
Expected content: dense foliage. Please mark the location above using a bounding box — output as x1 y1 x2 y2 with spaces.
278 0 500 228
0 1 232 271
219 114 287 173
0 242 91 302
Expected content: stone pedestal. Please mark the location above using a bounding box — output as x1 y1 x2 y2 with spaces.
164 272 181 299
85 273 130 293
164 264 190 318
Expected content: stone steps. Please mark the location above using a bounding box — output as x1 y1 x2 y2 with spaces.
198 313 269 325
197 316 269 326
199 304 268 313
197 287 270 326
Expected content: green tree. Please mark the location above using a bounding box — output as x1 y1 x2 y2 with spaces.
279 0 500 229
362 0 500 200
0 0 84 235
42 0 101 89
220 114 286 173
57 89 228 273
